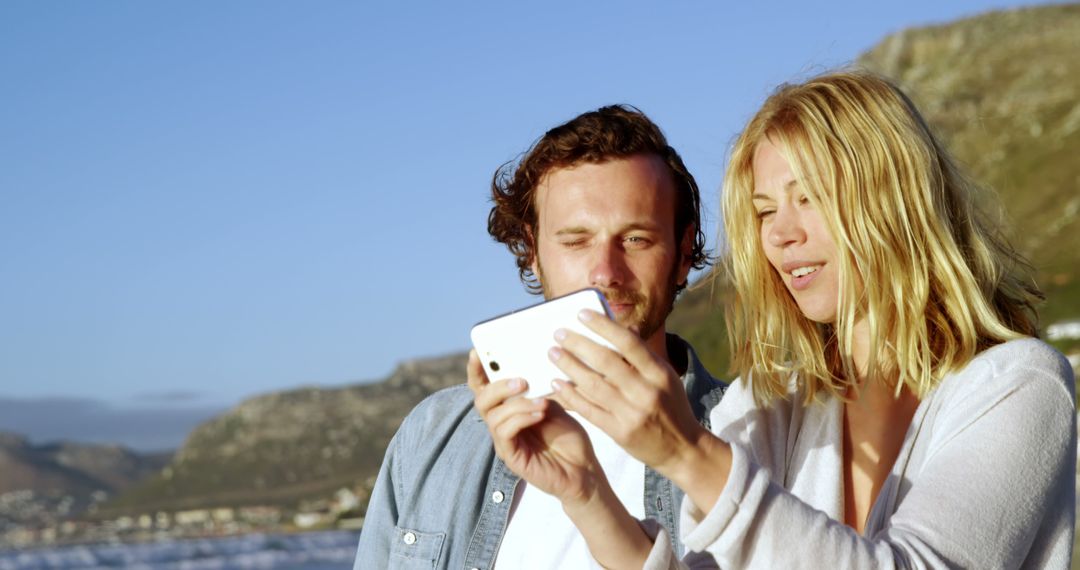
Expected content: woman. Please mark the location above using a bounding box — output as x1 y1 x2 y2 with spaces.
472 70 1076 568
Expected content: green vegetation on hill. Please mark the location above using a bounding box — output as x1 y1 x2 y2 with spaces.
667 277 732 381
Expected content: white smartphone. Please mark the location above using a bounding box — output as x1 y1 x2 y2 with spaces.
470 288 615 399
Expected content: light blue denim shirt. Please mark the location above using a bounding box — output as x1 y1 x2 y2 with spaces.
354 335 726 570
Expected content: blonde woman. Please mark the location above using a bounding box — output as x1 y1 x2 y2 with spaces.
473 70 1076 568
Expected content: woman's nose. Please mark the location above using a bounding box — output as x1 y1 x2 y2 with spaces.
767 205 805 248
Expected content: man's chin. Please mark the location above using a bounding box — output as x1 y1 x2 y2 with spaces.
611 311 648 339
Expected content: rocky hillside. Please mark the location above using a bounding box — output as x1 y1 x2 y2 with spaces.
860 2 1080 325
671 2 1080 375
104 352 467 514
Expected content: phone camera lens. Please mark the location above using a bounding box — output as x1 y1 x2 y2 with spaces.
489 361 500 372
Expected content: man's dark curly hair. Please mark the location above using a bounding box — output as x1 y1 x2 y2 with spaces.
488 104 709 294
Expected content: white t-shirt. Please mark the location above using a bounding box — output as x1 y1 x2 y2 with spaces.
495 411 647 569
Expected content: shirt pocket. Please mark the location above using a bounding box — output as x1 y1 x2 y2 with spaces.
388 526 445 569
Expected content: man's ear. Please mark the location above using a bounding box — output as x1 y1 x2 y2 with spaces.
526 225 539 277
677 224 695 287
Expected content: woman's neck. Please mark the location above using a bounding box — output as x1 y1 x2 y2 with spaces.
841 316 922 533
850 317 872 383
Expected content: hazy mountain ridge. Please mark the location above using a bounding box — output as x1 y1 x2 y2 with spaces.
0 433 170 532
102 353 467 514
0 433 169 497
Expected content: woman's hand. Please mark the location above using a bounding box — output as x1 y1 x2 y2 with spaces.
469 348 658 567
467 349 606 506
549 310 721 492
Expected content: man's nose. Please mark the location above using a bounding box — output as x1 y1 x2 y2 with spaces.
767 205 805 248
589 241 629 288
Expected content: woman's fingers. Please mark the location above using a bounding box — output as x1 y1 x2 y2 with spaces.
550 378 611 432
552 328 655 406
548 343 622 413
554 327 635 381
576 309 667 382
547 313 705 471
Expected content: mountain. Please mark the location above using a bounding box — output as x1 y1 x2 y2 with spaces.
102 353 467 515
0 432 170 530
670 2 1080 375
0 433 170 498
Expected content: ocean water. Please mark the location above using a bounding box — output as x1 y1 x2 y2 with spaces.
0 530 361 570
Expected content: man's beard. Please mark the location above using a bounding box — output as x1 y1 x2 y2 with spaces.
535 259 681 343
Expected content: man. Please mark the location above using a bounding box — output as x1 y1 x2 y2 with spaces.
354 105 726 569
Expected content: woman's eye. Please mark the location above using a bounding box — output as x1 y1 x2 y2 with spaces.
756 210 775 220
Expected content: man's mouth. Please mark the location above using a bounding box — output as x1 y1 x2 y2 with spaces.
598 290 642 316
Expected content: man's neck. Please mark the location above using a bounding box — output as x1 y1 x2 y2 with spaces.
644 329 668 362
644 329 686 376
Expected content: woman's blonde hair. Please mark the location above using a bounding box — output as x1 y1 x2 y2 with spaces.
722 70 1043 403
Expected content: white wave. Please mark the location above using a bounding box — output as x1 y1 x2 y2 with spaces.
0 530 360 570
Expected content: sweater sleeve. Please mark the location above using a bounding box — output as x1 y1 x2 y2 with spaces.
677 343 1076 569
638 518 720 570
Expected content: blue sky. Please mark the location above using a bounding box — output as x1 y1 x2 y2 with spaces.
0 0 1059 448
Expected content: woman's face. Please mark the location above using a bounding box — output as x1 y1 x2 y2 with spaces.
751 139 840 324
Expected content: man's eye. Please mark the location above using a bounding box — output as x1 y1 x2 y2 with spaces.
561 239 586 248
625 236 651 247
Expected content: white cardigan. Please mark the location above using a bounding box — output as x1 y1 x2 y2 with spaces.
643 337 1076 569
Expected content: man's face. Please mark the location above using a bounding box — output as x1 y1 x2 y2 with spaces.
530 154 692 349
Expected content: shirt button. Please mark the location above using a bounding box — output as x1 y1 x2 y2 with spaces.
402 531 417 545
492 491 505 504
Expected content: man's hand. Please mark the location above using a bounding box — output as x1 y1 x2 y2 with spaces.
467 350 606 507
